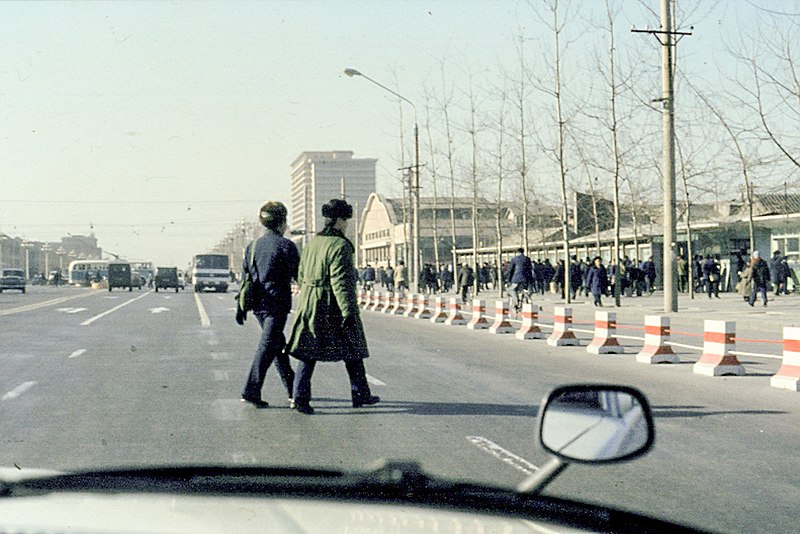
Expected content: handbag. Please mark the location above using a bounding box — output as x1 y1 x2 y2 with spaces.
236 239 257 312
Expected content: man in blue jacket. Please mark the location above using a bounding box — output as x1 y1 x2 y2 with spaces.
507 248 533 312
239 201 300 409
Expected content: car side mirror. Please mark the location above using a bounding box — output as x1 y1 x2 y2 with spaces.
518 384 655 494
539 384 655 463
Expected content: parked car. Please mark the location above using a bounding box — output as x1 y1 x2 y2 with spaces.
0 268 26 293
154 267 180 293
130 271 143 290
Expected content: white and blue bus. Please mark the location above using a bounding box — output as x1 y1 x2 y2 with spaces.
67 260 109 286
191 254 230 292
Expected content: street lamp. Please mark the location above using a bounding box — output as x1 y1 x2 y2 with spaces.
344 67 420 290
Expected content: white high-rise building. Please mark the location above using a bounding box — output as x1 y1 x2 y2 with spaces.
290 151 377 249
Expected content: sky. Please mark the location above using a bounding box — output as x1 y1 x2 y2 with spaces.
0 0 786 266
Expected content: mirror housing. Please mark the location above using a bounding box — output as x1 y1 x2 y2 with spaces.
538 384 655 464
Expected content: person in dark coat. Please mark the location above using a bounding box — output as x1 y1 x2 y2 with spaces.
507 248 533 311
585 256 608 307
239 201 299 409
458 263 474 304
748 250 771 307
285 199 379 414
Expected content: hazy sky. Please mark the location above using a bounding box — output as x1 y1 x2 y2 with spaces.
0 0 774 266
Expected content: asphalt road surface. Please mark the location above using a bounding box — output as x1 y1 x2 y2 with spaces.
1 285 799 533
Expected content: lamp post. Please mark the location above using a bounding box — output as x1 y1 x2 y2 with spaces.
344 67 420 290
21 241 33 281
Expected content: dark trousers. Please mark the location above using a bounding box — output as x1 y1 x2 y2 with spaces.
242 312 295 400
749 283 768 305
293 359 372 406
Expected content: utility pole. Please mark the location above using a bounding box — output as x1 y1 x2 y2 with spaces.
632 0 691 313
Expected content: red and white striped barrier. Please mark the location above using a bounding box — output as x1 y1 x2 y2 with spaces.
430 296 448 323
771 327 800 391
547 307 580 347
444 297 466 326
489 300 515 334
516 303 544 340
586 311 624 354
636 315 678 364
372 291 386 312
414 294 432 320
361 289 372 310
357 289 365 307
693 320 745 376
368 290 381 312
403 293 419 318
466 299 490 330
388 292 405 315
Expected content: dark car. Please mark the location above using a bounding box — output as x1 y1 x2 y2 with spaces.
0 268 26 293
107 262 133 292
154 267 180 293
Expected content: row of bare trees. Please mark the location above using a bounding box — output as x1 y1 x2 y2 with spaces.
382 1 798 297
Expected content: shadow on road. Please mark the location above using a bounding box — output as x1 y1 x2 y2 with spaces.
312 397 539 417
652 405 788 418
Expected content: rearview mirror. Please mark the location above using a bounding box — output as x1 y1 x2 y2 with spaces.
538 385 655 464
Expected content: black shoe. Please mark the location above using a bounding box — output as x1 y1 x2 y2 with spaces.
353 395 380 408
294 403 314 414
241 396 269 409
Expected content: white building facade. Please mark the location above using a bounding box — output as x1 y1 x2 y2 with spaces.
290 151 376 247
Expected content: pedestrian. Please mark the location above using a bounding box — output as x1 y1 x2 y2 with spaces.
737 262 753 301
239 201 299 409
642 257 657 294
677 255 688 293
586 256 608 307
748 250 770 307
458 263 474 304
394 260 408 293
385 264 394 292
285 199 379 414
362 263 375 290
768 250 783 295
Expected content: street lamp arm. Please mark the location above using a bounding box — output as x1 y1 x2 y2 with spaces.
344 68 417 121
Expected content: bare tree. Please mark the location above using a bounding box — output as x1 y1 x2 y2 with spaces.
439 64 460 273
423 88 441 271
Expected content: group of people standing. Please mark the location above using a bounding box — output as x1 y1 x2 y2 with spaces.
238 199 379 415
736 250 796 306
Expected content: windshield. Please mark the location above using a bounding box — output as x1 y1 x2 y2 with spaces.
1 2 798 534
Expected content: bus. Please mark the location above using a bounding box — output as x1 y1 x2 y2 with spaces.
67 260 109 286
130 261 154 287
191 254 230 292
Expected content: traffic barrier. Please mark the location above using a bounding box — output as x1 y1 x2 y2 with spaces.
388 292 405 315
546 307 580 347
357 289 365 307
372 291 386 312
466 299 490 330
362 289 372 310
444 297 466 326
515 303 544 340
367 290 379 312
693 320 745 376
636 316 678 364
770 327 800 391
414 294 432 320
586 311 624 354
430 296 448 323
403 293 419 318
489 300 515 334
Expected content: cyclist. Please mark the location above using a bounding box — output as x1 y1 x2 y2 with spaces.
507 248 533 313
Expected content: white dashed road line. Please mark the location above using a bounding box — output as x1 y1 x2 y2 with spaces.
194 293 211 327
81 291 152 326
366 374 386 386
467 436 540 475
2 381 37 401
68 349 87 358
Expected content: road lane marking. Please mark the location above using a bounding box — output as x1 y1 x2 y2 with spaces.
2 381 37 400
68 349 87 358
366 374 386 386
81 291 152 326
0 292 101 317
194 293 211 327
148 307 170 314
57 307 87 314
467 436 539 475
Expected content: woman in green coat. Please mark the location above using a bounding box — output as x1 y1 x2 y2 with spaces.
285 199 380 414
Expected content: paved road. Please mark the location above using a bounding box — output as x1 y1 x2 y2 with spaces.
1 285 798 533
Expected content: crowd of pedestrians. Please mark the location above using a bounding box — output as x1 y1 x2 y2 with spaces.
356 249 797 309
